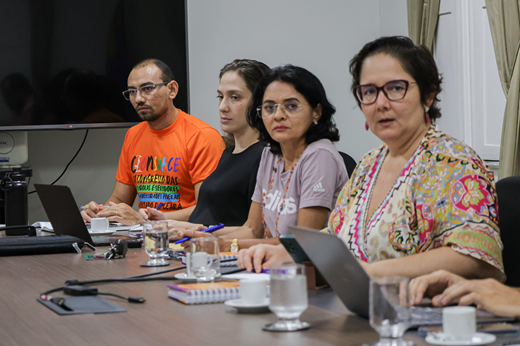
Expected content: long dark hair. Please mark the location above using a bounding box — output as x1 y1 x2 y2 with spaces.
247 64 339 155
349 36 443 122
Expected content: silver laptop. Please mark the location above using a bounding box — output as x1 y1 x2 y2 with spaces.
288 225 513 327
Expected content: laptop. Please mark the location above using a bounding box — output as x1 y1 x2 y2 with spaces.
34 184 139 247
288 225 514 327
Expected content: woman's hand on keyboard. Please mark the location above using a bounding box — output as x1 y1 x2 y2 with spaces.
237 244 293 273
409 270 465 306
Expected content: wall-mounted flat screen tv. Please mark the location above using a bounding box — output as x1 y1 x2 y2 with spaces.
0 0 188 131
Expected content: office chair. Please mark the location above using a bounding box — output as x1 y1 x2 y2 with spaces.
339 151 357 177
496 176 520 286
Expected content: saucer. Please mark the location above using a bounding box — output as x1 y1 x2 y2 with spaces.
88 230 115 236
174 272 221 282
174 273 197 282
224 298 270 313
425 332 496 345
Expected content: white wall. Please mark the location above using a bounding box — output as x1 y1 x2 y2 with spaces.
27 128 128 223
187 0 408 162
27 0 409 223
379 0 409 37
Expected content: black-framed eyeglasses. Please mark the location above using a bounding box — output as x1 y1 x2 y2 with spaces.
353 80 413 105
122 81 170 100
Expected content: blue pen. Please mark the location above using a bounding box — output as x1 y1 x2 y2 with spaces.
174 223 225 244
156 203 164 210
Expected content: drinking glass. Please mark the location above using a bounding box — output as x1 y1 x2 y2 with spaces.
141 220 170 267
369 276 412 346
263 263 310 332
189 237 220 282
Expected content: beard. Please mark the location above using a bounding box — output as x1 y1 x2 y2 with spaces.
136 106 160 122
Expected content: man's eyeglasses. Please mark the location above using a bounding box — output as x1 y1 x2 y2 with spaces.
122 81 170 100
256 102 308 118
354 80 414 105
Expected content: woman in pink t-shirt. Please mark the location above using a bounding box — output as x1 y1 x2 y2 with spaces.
182 65 348 252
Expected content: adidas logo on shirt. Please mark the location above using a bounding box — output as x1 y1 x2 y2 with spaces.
313 182 325 192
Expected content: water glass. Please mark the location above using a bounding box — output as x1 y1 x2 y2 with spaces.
141 220 170 267
369 276 412 346
263 263 310 332
189 237 220 282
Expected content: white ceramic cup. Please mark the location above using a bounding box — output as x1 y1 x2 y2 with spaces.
191 251 209 268
443 306 476 341
240 279 267 305
190 238 220 282
90 218 109 232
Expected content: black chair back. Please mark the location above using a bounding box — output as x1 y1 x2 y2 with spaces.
496 176 520 286
339 151 357 177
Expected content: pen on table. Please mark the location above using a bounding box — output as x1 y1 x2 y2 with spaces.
174 223 225 244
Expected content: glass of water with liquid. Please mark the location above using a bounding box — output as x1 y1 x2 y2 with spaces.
263 263 310 332
141 220 170 267
369 276 411 346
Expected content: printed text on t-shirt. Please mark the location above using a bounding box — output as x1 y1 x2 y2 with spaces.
262 189 297 214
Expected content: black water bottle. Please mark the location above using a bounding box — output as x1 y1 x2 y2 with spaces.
2 168 28 227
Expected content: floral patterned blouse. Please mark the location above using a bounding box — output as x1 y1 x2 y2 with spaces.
327 126 504 275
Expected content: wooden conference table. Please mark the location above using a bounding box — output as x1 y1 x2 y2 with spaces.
0 245 517 346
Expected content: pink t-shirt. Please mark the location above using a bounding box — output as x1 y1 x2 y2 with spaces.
252 139 348 237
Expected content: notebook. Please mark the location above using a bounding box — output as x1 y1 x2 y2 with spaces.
288 225 514 327
168 282 241 305
34 184 140 247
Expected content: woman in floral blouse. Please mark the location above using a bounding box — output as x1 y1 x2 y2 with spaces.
238 36 503 282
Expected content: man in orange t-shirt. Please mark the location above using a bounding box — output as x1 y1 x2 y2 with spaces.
81 59 224 225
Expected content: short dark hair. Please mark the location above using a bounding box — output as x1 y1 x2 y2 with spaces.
349 36 443 122
133 58 174 82
247 64 339 155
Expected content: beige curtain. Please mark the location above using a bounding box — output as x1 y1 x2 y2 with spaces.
407 0 441 51
486 0 520 178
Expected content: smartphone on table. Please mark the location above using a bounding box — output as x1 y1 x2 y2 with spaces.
279 234 310 263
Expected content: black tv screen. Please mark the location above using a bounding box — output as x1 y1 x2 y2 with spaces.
0 0 188 131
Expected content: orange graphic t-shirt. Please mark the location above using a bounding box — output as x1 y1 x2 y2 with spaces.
116 110 224 211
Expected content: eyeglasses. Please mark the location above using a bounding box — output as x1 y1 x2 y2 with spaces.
353 80 413 105
122 81 170 100
256 102 307 118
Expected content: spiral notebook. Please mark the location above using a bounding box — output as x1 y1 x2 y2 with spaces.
168 282 240 305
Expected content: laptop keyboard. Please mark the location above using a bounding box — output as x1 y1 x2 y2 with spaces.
411 306 443 325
